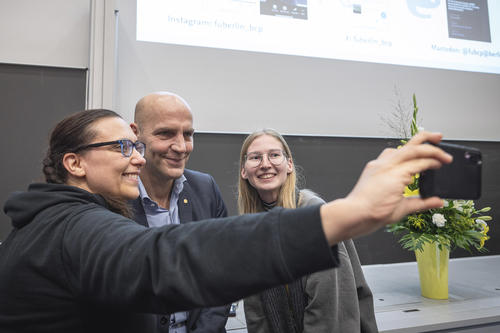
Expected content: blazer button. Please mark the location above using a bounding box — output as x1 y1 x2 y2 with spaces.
160 316 168 326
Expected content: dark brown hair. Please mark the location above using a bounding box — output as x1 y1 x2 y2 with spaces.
43 109 121 184
42 109 132 218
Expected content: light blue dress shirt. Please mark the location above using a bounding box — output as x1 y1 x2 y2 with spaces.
138 176 188 333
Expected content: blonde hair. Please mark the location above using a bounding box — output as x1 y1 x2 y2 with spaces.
238 129 297 214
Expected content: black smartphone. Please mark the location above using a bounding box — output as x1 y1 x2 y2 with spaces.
419 142 482 200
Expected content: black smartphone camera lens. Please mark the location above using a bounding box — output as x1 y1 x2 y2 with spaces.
464 151 482 165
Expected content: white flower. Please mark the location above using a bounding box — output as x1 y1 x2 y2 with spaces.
443 200 449 207
432 213 446 227
453 200 464 212
476 219 487 230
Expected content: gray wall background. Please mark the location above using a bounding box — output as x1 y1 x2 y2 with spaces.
187 133 500 265
0 63 87 239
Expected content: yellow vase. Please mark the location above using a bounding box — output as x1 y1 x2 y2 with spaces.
414 241 449 299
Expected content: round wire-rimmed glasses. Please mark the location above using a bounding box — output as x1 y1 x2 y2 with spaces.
245 149 287 168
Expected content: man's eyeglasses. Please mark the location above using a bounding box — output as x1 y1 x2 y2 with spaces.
245 149 287 168
74 139 146 157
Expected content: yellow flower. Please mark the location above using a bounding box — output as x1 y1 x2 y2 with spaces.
413 220 423 230
409 173 420 185
404 187 420 197
479 225 490 249
407 215 425 230
480 235 489 248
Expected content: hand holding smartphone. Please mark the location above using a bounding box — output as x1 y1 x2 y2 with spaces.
419 142 482 200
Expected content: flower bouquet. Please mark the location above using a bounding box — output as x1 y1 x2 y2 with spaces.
385 94 493 299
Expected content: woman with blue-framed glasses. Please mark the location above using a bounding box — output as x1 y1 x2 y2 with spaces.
41 112 147 214
0 108 451 332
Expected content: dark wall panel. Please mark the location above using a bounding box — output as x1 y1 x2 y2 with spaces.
0 63 87 239
188 133 500 265
1 64 497 266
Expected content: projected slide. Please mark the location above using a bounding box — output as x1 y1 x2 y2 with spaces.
447 0 491 42
260 0 308 20
136 0 500 74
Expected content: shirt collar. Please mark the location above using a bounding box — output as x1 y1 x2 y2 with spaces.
138 175 187 205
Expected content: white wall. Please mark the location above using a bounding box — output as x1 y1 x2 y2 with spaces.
0 0 91 68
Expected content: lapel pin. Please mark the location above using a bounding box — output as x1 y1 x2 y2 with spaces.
183 198 188 204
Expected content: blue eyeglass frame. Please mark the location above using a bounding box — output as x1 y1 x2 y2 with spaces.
74 139 146 157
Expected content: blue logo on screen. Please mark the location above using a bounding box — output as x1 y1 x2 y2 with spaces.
407 0 441 18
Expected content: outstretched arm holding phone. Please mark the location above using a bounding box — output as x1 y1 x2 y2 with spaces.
0 106 452 333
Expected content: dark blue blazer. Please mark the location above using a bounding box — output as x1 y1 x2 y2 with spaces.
132 169 230 332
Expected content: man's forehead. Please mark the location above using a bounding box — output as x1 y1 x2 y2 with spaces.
144 97 192 122
145 112 193 132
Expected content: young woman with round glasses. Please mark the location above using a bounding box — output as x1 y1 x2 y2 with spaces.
238 129 378 333
0 109 451 332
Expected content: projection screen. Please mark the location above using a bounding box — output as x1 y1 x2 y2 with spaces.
116 0 500 140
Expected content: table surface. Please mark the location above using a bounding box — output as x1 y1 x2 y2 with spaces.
227 255 500 332
363 254 500 332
